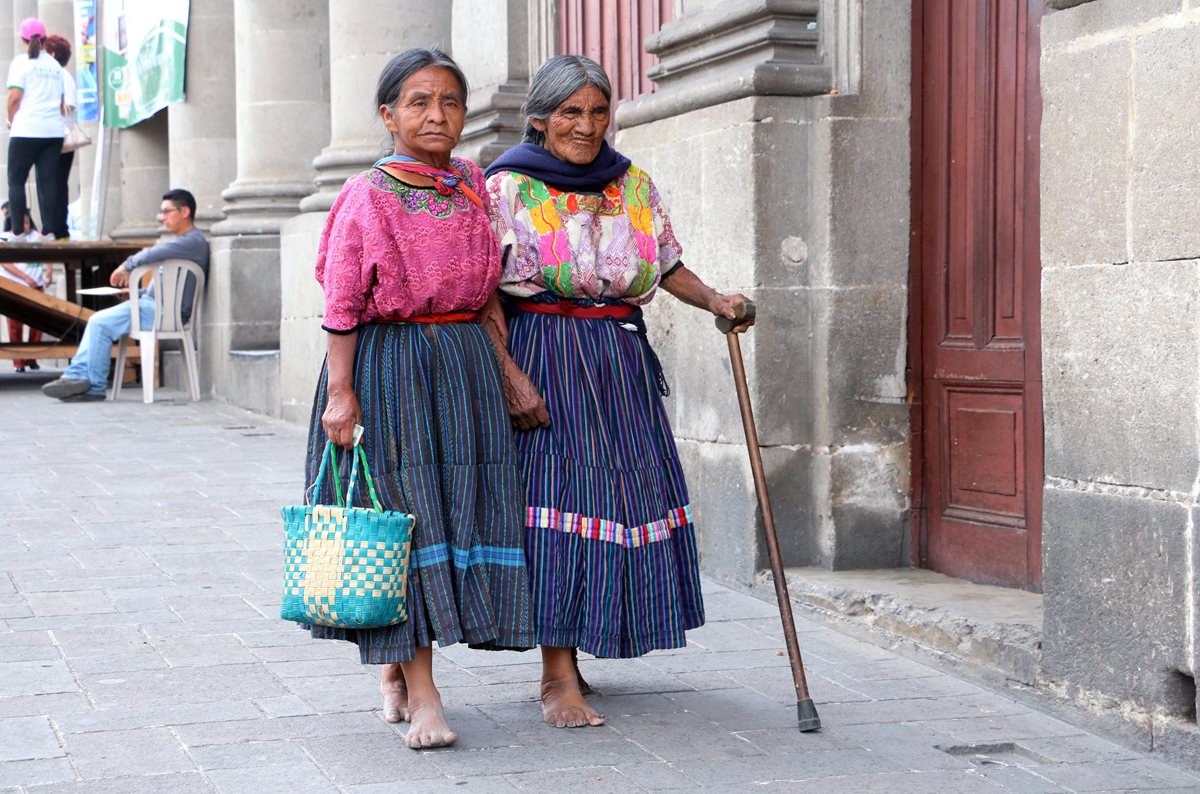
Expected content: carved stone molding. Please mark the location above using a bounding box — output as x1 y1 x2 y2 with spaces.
617 0 831 128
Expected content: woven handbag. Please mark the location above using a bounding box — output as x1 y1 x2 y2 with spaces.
280 441 415 629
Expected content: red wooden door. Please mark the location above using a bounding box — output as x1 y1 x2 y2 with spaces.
558 0 673 104
911 0 1044 590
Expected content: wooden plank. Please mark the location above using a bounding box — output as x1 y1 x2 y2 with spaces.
0 278 95 341
0 343 138 361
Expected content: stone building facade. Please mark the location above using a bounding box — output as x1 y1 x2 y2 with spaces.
5 0 1200 760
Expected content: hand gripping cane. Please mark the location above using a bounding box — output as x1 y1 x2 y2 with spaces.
716 300 821 731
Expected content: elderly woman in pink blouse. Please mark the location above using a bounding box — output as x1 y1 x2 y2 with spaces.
304 48 533 750
485 55 753 729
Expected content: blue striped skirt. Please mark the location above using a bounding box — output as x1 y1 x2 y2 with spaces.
302 322 535 664
508 311 705 658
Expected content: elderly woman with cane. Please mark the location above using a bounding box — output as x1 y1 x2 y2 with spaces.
484 54 753 728
305 48 533 748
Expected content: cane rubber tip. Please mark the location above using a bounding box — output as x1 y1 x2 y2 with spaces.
715 299 757 333
796 699 821 732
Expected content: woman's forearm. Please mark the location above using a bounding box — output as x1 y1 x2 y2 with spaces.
326 331 359 395
659 265 718 311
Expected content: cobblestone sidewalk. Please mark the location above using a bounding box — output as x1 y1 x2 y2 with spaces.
2 376 1199 792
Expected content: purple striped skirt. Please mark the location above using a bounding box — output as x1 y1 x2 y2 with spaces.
508 310 705 658
302 322 535 664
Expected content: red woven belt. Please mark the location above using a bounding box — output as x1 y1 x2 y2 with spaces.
513 300 635 320
378 310 479 324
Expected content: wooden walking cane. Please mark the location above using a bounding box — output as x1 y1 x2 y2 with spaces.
716 300 821 732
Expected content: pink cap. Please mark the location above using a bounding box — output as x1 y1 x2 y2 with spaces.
19 18 46 41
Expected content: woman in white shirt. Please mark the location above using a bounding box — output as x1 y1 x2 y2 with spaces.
6 18 65 240
44 34 76 240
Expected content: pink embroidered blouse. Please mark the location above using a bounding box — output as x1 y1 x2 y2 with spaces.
316 158 500 332
485 166 682 305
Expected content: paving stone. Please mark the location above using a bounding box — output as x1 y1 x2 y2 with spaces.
735 727 864 755
173 712 384 746
0 694 92 719
78 664 291 709
973 765 1070 792
640 648 796 675
0 757 75 788
0 661 79 697
674 747 907 786
252 695 318 719
683 620 783 652
0 716 64 762
281 674 381 714
204 762 340 794
1032 758 1200 791
61 727 194 779
613 762 698 790
53 700 263 734
665 688 804 731
608 709 763 762
24 591 117 617
187 739 312 770
507 766 630 792
299 731 446 784
343 776 518 793
755 769 1007 793
63 652 168 675
921 711 1087 743
152 634 259 667
426 739 657 778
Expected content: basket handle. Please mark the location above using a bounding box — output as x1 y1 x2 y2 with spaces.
345 443 385 512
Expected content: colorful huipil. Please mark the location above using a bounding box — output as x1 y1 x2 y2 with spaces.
487 165 704 658
303 160 534 663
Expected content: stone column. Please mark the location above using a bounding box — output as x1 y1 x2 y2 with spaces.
300 0 449 213
277 0 450 423
213 0 330 235
167 0 235 228
615 0 911 585
110 109 169 238
453 0 528 166
205 0 329 413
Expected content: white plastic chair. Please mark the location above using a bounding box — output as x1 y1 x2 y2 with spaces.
111 259 206 403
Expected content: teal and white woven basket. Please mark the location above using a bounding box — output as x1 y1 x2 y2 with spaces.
280 442 415 629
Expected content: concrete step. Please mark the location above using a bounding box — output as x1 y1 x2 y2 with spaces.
757 567 1043 686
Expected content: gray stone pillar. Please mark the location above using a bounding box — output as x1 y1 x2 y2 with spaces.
278 0 450 423
300 0 449 213
167 0 235 228
616 0 911 585
213 0 330 235
12 0 36 51
454 0 527 166
111 110 169 238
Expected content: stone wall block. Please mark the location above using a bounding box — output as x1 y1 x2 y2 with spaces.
206 237 283 354
1042 261 1200 492
279 213 329 426
749 286 813 448
821 285 910 446
821 117 909 288
659 294 746 444
1040 40 1129 268
829 441 909 569
677 439 758 587
826 0 912 120
1042 0 1182 50
114 110 170 238
752 114 812 291
1130 25 1200 263
1041 486 1191 713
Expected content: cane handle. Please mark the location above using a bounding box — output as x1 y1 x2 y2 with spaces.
715 299 757 334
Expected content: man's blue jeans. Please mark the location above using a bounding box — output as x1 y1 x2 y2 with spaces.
63 296 155 395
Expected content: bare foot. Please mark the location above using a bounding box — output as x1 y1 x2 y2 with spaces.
572 648 593 696
541 674 605 728
380 663 408 723
404 692 458 749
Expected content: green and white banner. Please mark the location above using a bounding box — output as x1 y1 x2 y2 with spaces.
101 0 189 128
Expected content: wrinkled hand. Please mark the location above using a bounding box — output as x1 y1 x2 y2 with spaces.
504 366 550 431
109 267 130 288
709 292 755 333
322 389 363 449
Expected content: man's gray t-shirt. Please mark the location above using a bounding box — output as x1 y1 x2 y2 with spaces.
123 228 210 320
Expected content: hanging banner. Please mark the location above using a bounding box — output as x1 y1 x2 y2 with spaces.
100 0 189 128
73 0 99 121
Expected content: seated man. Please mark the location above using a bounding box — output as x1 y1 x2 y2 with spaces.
42 188 209 401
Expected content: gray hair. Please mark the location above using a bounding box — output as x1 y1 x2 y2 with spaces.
522 55 612 146
376 48 468 110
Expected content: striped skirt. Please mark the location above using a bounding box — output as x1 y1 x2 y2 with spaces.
508 311 705 658
302 322 534 664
